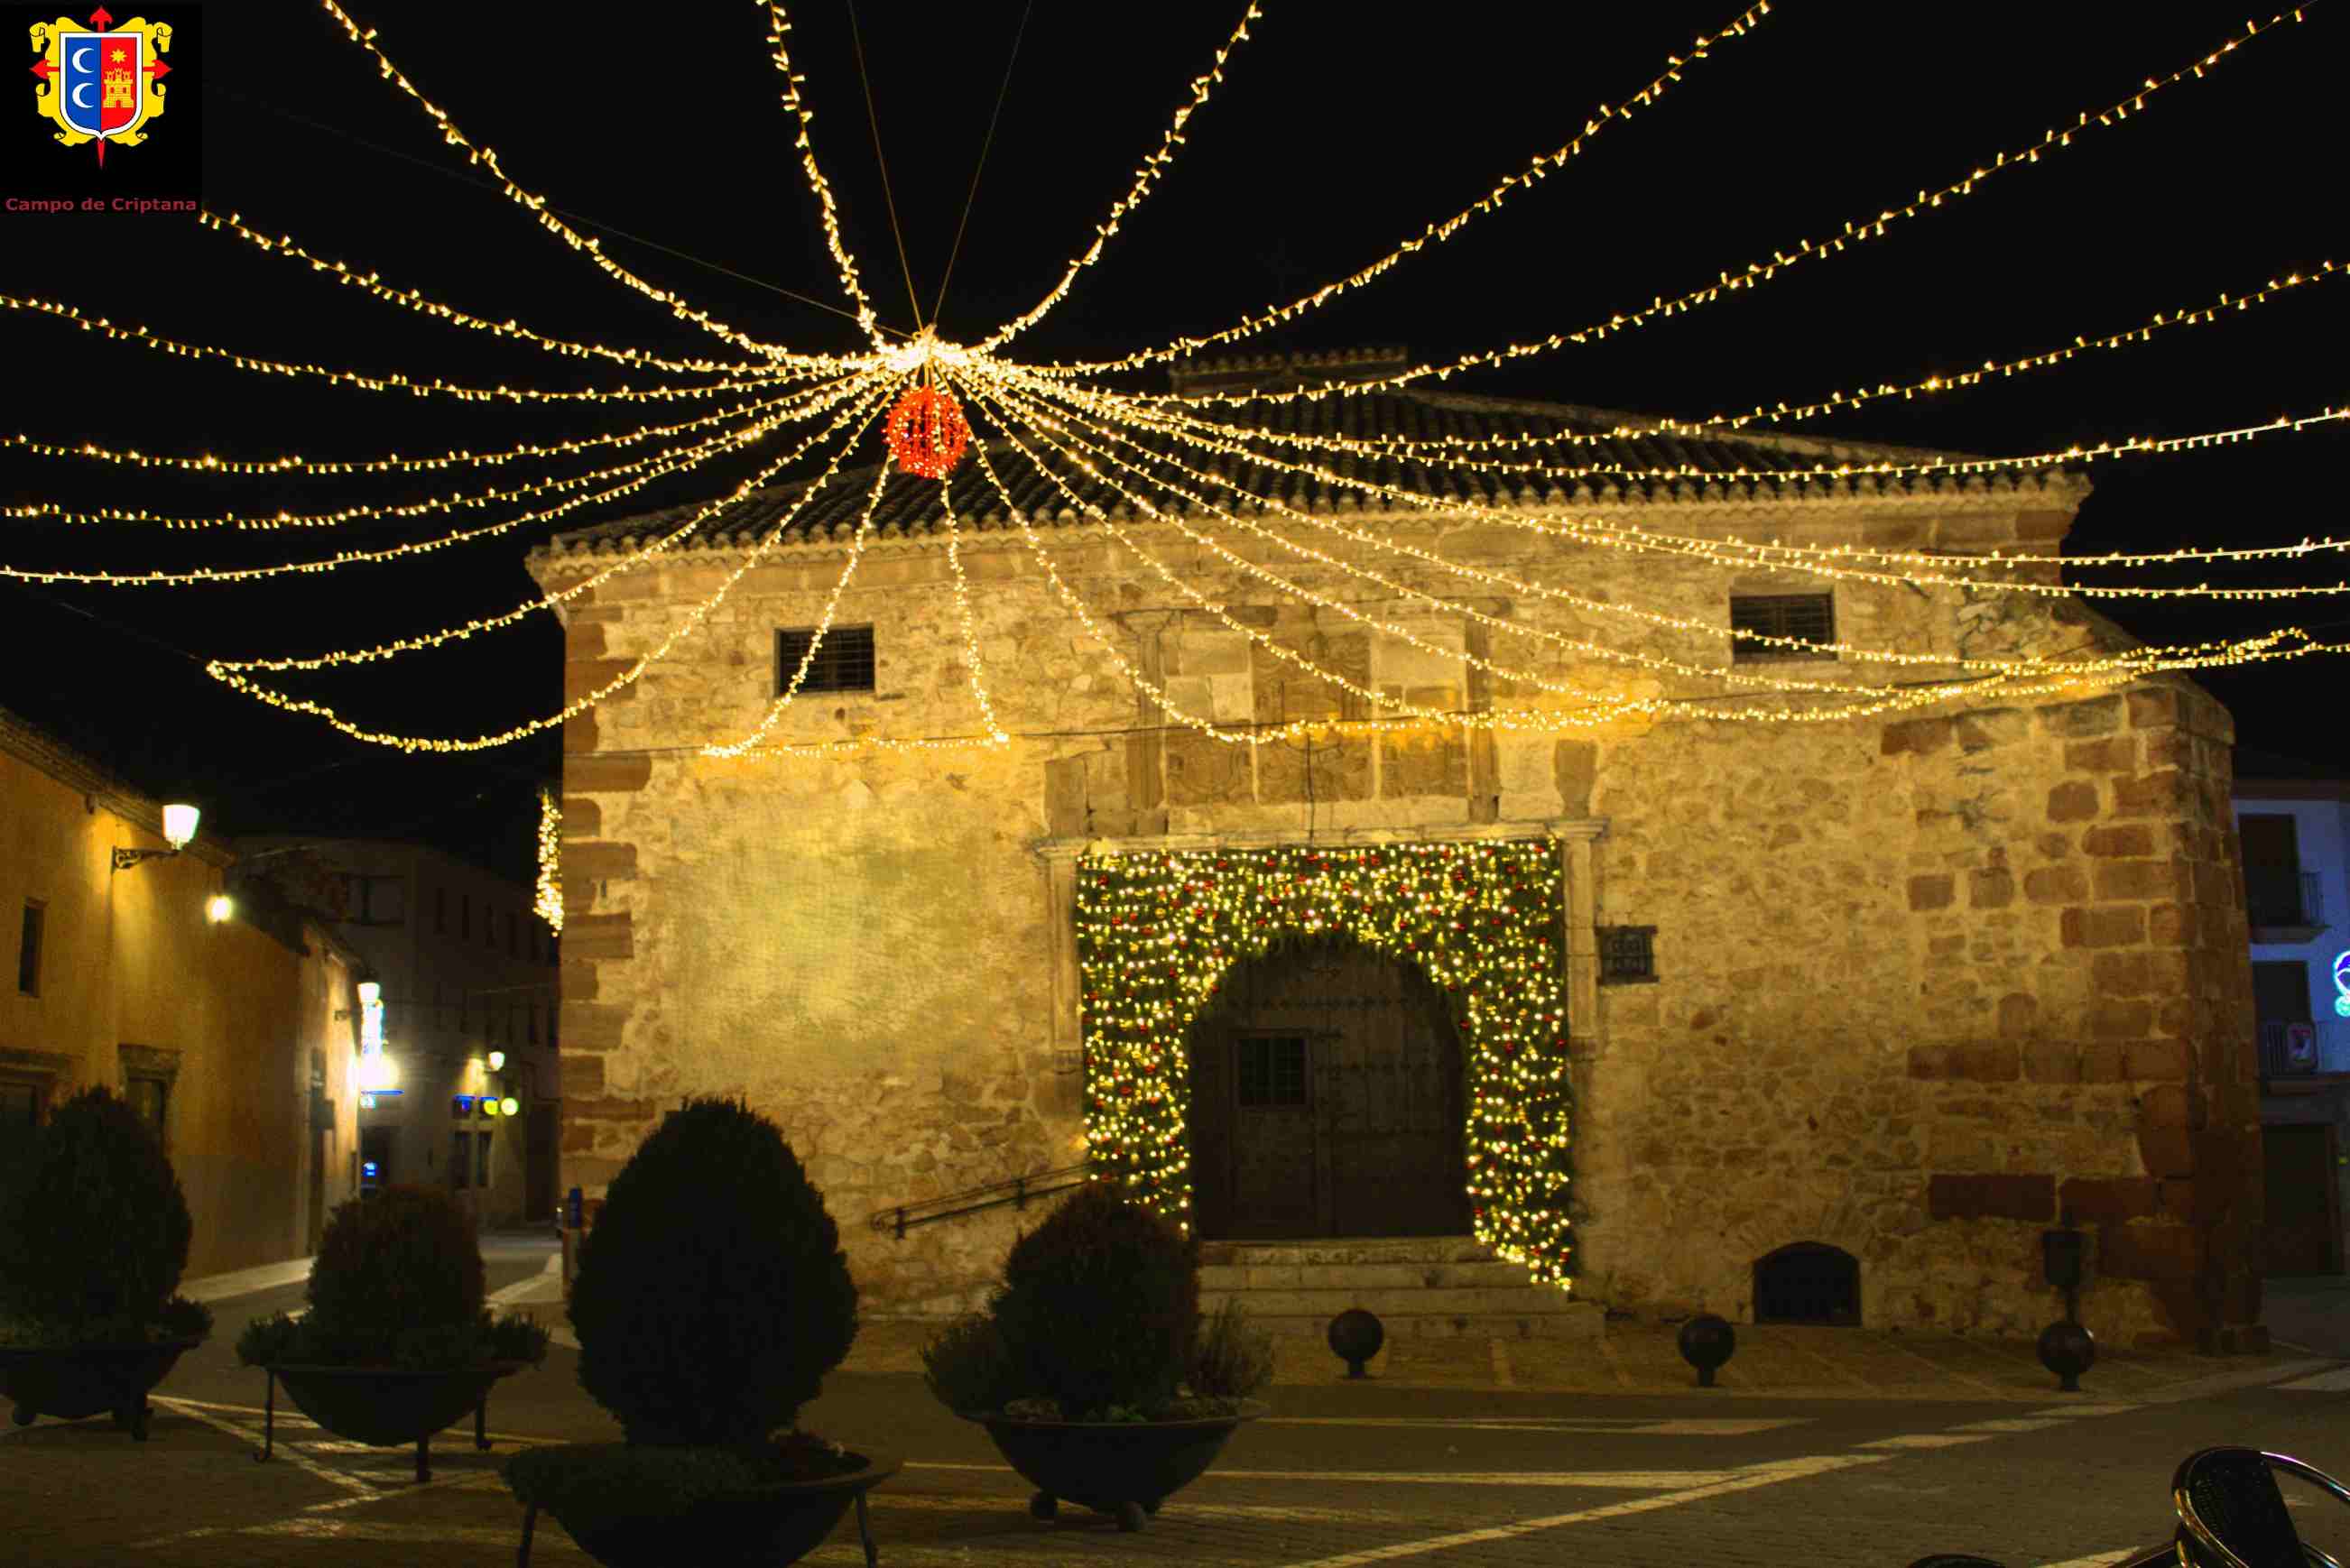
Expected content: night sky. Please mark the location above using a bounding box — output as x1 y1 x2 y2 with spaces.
1 2 2343 882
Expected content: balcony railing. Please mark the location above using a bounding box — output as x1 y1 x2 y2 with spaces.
2246 870 2324 933
2258 1019 2327 1077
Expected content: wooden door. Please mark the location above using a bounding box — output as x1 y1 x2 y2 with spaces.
1318 975 1471 1238
1187 941 1468 1241
2262 1123 2339 1277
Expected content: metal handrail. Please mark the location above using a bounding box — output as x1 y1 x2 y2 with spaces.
869 1160 1099 1240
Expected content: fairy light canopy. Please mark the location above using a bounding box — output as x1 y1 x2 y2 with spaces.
0 3 2340 833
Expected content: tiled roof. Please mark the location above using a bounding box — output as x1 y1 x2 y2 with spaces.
536 386 2080 562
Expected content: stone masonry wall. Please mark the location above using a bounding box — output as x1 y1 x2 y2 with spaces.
531 471 2260 1341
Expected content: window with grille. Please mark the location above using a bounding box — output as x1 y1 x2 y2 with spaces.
1236 1036 1309 1108
1599 926 1658 984
451 1130 472 1189
1728 594 1836 662
776 624 875 695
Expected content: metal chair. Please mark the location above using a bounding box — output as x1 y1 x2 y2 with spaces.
2172 1447 2350 1568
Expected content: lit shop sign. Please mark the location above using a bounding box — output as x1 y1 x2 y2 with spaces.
2335 951 2350 1019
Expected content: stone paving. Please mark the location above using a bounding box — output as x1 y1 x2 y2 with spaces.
7 1242 2336 1567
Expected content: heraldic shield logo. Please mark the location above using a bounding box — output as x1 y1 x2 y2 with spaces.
29 7 173 165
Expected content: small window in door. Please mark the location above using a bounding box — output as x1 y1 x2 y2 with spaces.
1236 1036 1309 1108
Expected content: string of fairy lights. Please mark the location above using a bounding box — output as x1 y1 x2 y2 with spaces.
6 1 2342 1268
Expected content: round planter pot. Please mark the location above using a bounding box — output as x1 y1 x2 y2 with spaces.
0 1336 205 1440
269 1360 524 1448
967 1404 1265 1531
525 1450 901 1568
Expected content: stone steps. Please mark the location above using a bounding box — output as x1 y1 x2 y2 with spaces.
1196 1235 1602 1342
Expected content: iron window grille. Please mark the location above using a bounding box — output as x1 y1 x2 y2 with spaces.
1728 593 1836 662
1235 1036 1309 1107
1598 926 1658 984
776 624 876 695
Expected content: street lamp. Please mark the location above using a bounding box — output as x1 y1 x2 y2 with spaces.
205 892 234 923
112 803 200 872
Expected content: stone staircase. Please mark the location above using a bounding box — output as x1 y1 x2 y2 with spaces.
1197 1235 1602 1340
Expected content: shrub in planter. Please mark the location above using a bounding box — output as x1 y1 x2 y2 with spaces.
504 1098 892 1568
993 1178 1200 1419
923 1181 1270 1531
237 1185 544 1370
0 1086 211 1437
0 1085 208 1345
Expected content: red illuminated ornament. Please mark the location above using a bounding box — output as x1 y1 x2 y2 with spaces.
885 384 969 478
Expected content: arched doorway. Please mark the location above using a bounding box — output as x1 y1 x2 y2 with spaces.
1187 939 1471 1241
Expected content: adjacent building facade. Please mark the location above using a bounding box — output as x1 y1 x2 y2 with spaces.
0 706 363 1276
2231 758 2350 1277
529 362 2266 1348
246 840 563 1229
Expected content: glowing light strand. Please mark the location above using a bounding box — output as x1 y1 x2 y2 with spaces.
197 208 810 375
208 381 889 677
0 287 794 404
316 0 819 362
1124 5 2315 407
974 2 1265 355
759 3 890 346
1029 0 1773 374
204 390 895 752
0 389 847 586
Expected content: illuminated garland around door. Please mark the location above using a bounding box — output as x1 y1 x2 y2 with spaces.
1074 837 1576 1288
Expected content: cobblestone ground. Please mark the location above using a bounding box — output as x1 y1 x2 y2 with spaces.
8 1246 2345 1568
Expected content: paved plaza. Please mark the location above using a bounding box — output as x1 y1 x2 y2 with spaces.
7 1237 2348 1568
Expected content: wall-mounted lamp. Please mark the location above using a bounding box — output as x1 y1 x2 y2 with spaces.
112 803 200 872
486 1050 506 1072
205 893 234 924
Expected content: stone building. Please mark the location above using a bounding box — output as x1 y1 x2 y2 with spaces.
245 839 565 1229
527 355 2264 1349
0 705 364 1274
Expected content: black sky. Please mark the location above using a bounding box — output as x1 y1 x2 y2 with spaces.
1 2 2344 881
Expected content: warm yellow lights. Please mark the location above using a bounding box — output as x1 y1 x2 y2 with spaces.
500 1096 521 1118
205 892 233 924
1096 5 2311 405
356 1051 399 1093
1027 0 1770 375
0 2 2325 774
160 802 199 849
973 2 1266 356
487 1050 507 1072
534 790 565 934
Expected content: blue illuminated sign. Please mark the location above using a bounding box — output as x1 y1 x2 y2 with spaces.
2334 951 2350 1018
361 1160 378 1177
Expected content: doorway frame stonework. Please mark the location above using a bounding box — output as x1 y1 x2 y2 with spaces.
1035 818 1604 1287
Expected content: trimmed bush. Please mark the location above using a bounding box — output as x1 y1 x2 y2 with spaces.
567 1097 857 1446
993 1179 1199 1418
0 1085 196 1343
302 1185 484 1365
236 1185 544 1370
919 1310 1022 1416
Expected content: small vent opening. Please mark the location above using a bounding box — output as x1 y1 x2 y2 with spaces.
1753 1241 1860 1324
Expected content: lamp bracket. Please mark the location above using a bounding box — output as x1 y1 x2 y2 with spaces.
111 846 181 872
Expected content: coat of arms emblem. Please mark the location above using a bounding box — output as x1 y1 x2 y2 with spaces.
29 8 173 165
